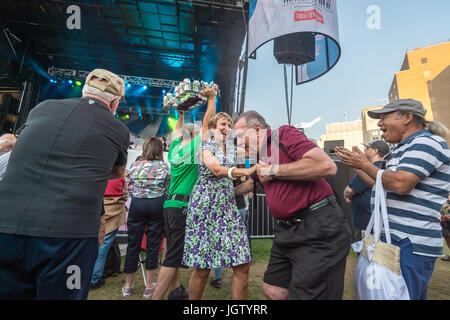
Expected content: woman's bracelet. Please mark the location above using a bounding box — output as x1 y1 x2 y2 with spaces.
228 167 237 180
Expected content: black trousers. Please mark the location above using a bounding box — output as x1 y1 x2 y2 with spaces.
263 201 352 300
123 197 165 273
0 233 97 300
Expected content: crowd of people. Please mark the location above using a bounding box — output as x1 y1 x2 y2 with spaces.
0 68 448 301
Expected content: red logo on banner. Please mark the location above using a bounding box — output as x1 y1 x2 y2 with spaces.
294 10 324 24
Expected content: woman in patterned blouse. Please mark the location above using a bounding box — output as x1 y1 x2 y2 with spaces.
122 137 170 298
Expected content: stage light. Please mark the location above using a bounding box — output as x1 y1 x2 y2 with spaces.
143 85 148 89
127 83 131 88
68 80 73 84
118 114 131 121
162 90 166 94
75 80 82 86
167 117 177 131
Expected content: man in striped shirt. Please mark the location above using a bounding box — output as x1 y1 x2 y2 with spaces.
335 99 449 300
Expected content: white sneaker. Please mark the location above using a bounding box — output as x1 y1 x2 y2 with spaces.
122 285 134 297
143 282 157 298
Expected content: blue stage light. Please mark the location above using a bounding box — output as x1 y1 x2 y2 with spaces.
162 90 166 94
127 83 131 88
68 80 73 84
143 85 147 89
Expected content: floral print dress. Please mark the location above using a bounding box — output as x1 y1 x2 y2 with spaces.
182 139 251 269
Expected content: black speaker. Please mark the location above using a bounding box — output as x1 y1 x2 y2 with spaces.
324 140 344 157
273 33 316 66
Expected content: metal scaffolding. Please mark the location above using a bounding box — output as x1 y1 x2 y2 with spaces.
47 67 178 88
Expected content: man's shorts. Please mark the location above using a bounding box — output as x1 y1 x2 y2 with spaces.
263 201 351 300
162 206 188 268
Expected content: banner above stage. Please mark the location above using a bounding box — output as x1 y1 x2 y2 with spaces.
248 0 341 85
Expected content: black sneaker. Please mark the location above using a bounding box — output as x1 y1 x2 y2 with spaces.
90 278 105 291
168 284 189 300
210 279 222 289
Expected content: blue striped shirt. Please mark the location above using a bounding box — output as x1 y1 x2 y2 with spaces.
374 130 450 257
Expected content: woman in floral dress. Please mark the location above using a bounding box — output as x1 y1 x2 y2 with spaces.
182 112 256 300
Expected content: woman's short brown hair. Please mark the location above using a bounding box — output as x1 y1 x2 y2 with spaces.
141 137 163 161
208 112 233 129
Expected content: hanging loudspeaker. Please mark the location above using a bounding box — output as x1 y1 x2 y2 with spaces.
273 33 316 66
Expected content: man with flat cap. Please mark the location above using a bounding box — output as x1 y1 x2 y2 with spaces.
343 139 390 242
0 69 130 300
336 99 449 300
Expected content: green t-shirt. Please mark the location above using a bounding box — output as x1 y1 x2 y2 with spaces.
164 134 201 208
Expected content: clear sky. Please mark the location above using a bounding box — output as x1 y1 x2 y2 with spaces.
242 0 450 141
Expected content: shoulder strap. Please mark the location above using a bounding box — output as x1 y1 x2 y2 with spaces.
266 130 295 162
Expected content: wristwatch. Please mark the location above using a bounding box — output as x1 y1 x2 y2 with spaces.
269 165 276 179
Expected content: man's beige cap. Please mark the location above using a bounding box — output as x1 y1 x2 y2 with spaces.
85 69 126 102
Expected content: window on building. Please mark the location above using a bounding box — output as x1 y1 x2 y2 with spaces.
421 57 428 64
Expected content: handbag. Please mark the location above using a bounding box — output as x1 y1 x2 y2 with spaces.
351 170 410 300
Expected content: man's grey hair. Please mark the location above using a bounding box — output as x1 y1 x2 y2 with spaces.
234 110 270 129
82 85 121 103
396 110 448 138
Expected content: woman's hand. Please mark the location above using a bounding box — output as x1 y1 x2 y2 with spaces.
245 165 257 177
256 162 274 183
203 85 216 98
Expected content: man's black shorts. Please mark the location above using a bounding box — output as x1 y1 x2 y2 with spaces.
162 206 188 268
263 201 352 300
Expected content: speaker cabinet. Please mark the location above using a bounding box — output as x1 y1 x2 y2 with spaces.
273 33 316 66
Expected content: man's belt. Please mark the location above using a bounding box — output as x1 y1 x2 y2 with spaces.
168 194 190 203
278 196 337 226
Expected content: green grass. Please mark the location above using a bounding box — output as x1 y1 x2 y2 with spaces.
88 239 450 300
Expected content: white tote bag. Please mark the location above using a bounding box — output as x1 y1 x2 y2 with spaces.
351 170 410 300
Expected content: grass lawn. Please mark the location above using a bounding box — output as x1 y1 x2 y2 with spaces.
88 238 450 300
